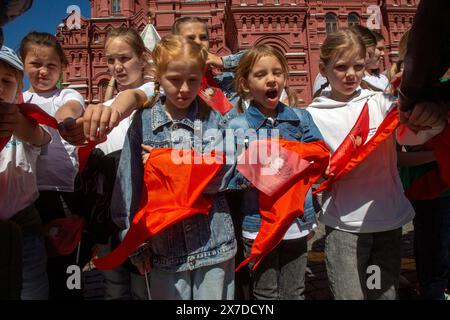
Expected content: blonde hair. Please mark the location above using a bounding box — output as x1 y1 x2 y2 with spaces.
234 44 297 112
387 29 410 93
143 35 211 119
314 29 366 98
105 28 149 59
389 29 410 79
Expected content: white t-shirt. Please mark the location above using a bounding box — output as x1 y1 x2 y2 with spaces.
363 73 389 92
307 89 443 233
23 88 85 192
96 82 155 155
242 220 316 241
0 136 42 220
312 73 331 96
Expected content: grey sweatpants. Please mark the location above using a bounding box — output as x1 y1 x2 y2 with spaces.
324 226 402 300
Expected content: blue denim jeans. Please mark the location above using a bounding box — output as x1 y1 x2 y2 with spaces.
243 237 308 300
97 238 148 300
412 196 450 300
21 233 49 300
149 258 235 300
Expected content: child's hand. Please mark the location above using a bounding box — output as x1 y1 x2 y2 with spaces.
323 162 335 180
0 102 20 138
83 103 123 141
206 52 224 69
129 242 152 275
58 117 86 146
141 144 153 165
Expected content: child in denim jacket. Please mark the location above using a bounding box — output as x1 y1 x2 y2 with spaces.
227 44 324 300
111 35 236 300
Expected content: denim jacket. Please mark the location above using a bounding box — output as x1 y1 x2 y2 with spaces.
111 97 236 272
226 102 324 235
215 51 246 123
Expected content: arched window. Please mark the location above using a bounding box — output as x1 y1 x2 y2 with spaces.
98 79 110 102
112 0 121 14
347 13 360 27
325 13 338 34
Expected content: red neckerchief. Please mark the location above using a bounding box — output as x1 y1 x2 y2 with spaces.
315 105 400 194
235 139 330 271
94 148 224 270
198 71 233 115
327 101 370 175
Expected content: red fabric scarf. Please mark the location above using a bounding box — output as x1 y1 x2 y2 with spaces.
405 124 450 200
198 71 233 115
94 148 224 270
315 106 400 194
328 102 370 174
235 139 330 271
0 103 101 172
44 215 86 257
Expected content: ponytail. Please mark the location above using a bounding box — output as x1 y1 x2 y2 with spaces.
312 80 330 99
142 81 161 109
284 86 298 107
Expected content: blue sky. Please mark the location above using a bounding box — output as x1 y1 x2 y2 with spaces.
3 0 91 51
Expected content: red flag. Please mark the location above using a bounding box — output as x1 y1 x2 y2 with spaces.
315 106 400 194
405 123 450 200
198 71 233 115
235 139 330 271
94 148 224 270
43 215 85 257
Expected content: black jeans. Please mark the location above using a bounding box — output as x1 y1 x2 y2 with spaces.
35 191 85 300
413 196 450 300
243 237 308 300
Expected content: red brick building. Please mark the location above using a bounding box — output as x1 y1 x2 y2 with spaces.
57 0 418 106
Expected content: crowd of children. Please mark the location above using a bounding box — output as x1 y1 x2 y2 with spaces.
0 14 448 301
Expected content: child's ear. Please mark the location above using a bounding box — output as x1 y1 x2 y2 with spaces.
240 78 250 93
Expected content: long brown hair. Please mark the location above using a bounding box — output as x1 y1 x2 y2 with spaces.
171 17 209 39
234 44 298 112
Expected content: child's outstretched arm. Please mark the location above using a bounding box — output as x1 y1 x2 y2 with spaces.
207 50 246 70
0 102 50 146
83 88 148 142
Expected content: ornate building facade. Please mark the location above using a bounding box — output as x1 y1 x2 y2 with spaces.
57 0 418 106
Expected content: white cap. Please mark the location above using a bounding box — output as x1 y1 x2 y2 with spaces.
0 46 23 72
